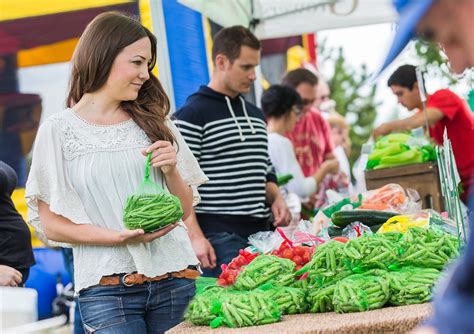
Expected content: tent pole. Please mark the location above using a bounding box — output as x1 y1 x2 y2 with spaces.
149 0 176 113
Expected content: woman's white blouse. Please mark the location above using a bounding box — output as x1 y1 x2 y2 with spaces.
25 109 208 292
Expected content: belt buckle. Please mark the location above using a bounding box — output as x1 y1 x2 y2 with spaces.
121 273 135 287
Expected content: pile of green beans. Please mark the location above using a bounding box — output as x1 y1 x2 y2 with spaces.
399 227 459 269
234 255 296 290
263 286 307 314
333 274 390 313
185 286 227 325
344 234 399 271
210 292 281 328
388 267 441 305
307 283 337 313
123 193 183 232
305 240 349 287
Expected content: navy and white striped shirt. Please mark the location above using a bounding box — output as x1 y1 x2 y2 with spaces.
174 86 277 237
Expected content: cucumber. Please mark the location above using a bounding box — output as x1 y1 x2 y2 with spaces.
331 210 398 228
328 223 384 237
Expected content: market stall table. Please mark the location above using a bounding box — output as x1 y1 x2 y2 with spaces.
167 303 432 334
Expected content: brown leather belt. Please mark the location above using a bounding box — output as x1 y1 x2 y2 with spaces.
99 268 200 286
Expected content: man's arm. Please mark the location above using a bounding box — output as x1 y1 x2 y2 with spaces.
374 108 444 138
266 182 291 227
183 209 217 269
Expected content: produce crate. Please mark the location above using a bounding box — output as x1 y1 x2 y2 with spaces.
167 303 432 334
365 162 443 212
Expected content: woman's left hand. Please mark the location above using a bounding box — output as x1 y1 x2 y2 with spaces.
143 141 177 175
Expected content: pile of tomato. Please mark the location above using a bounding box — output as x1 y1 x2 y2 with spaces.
217 249 259 286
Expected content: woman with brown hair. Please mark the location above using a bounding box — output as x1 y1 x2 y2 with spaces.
25 12 207 333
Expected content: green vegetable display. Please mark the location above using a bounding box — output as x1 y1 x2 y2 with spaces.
399 227 459 269
234 255 296 290
367 133 437 170
210 292 281 328
185 286 227 325
333 274 390 313
344 233 399 271
123 153 183 232
263 286 307 314
307 283 337 313
388 267 441 305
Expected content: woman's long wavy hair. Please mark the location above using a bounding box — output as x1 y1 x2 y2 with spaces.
67 12 175 145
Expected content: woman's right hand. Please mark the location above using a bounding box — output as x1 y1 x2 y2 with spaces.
118 222 179 245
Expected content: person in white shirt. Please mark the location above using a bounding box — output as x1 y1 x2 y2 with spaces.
262 85 339 200
25 12 207 333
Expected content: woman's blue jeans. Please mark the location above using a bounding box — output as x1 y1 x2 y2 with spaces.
77 277 195 333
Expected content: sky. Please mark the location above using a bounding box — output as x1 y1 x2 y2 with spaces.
18 23 472 125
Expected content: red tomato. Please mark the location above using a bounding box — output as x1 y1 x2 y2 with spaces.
220 271 229 279
292 255 303 265
332 237 349 243
217 278 227 286
294 247 307 256
226 274 236 284
281 249 294 259
295 265 303 271
302 252 311 263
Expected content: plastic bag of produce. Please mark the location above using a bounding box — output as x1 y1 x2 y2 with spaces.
185 286 228 325
333 274 390 313
123 153 183 232
234 255 296 290
261 285 307 314
210 291 281 328
378 211 430 234
359 183 421 213
306 282 338 313
248 231 283 254
399 227 460 269
302 240 350 287
217 249 259 287
343 233 400 272
388 267 440 305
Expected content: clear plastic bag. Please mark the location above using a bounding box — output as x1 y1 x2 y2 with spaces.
342 222 373 239
359 183 421 213
123 153 183 232
247 231 283 254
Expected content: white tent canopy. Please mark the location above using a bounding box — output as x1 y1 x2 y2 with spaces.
178 0 398 40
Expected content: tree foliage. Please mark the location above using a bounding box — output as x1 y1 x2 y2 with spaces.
318 44 380 167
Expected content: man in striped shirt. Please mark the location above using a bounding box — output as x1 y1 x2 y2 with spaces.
174 26 291 277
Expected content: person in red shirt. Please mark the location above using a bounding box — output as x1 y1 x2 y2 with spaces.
281 68 339 177
374 64 474 202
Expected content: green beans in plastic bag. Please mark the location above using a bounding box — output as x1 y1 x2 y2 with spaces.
333 274 390 313
123 153 183 232
209 291 281 328
233 255 296 290
388 267 440 305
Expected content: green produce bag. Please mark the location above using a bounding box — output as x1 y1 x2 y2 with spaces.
388 267 440 305
306 282 338 313
185 286 228 325
343 233 400 272
399 227 460 269
123 152 183 232
333 274 390 313
234 255 296 290
303 240 351 288
261 285 307 314
209 291 281 328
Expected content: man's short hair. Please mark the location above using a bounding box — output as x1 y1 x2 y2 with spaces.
281 68 318 89
387 64 419 90
212 26 261 64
